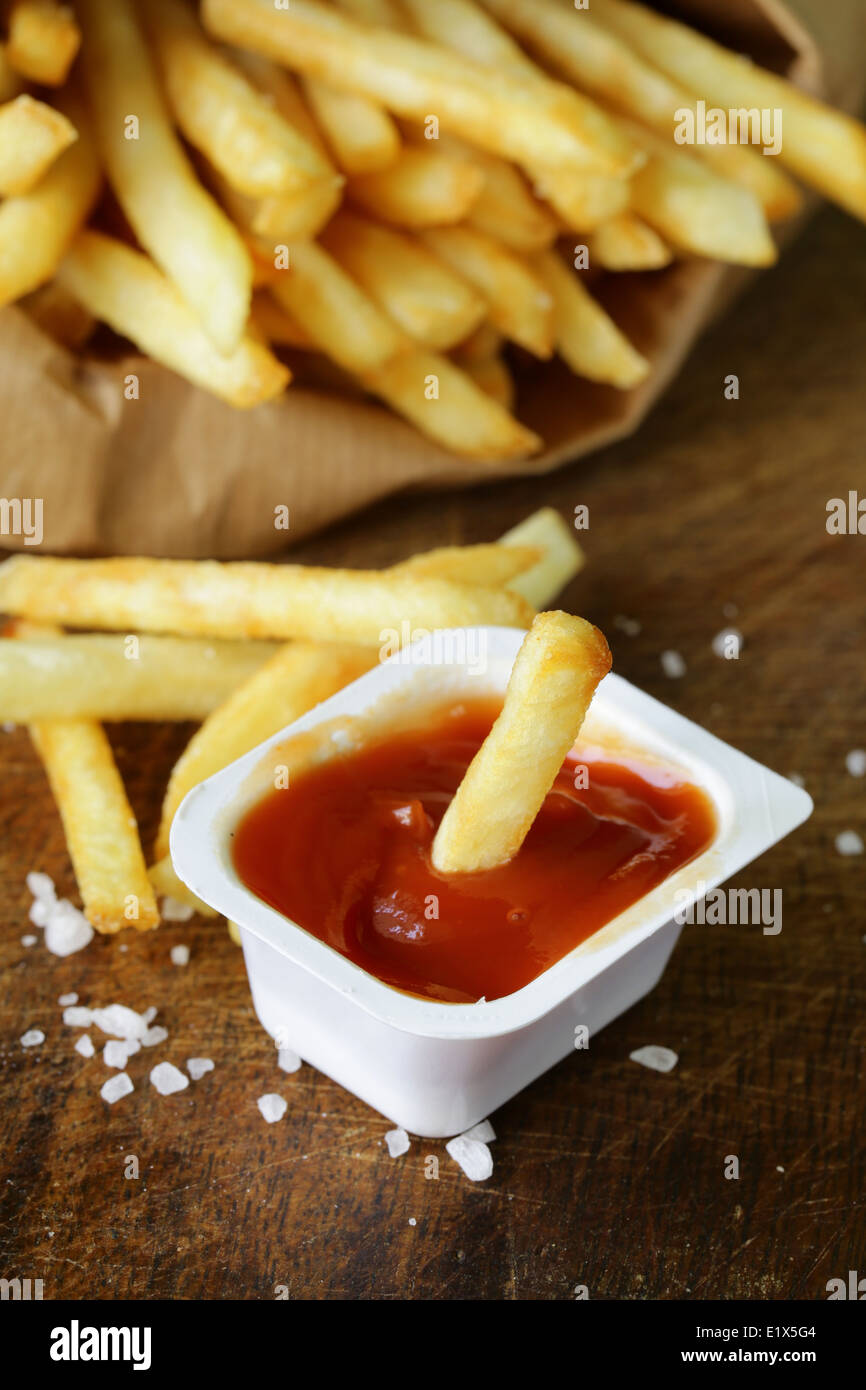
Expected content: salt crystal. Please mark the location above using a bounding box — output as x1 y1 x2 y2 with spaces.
277 1047 301 1073
845 749 866 778
26 871 55 902
408 1218 417 1227
613 615 641 637
104 1040 131 1069
150 1061 189 1096
257 1093 287 1124
835 830 864 857
630 1044 678 1073
63 1006 93 1028
58 992 78 1006
162 897 194 922
660 650 686 679
29 899 50 928
142 1025 169 1047
21 934 37 947
170 944 190 966
75 1034 95 1059
187 1058 214 1081
124 1038 141 1057
446 1134 493 1182
20 1029 45 1048
385 1128 410 1158
100 1072 133 1105
91 1004 148 1040
462 1119 496 1144
142 1007 157 1025
44 899 93 957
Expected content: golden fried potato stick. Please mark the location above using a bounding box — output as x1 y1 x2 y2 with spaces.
0 94 100 308
149 855 217 919
591 0 866 223
201 0 638 177
6 0 80 86
431 611 611 873
458 353 515 412
347 145 484 228
393 543 541 587
57 231 290 408
154 641 376 860
0 43 25 102
301 76 401 175
30 720 160 933
0 94 77 197
498 509 585 608
0 554 536 643
78 0 253 354
143 0 332 199
534 248 650 389
586 213 673 272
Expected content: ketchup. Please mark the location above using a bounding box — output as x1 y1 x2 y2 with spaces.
232 699 716 1004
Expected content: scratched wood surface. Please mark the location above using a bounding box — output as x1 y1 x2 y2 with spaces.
1 199 863 1301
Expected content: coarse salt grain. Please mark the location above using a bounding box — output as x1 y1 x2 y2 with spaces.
21 934 37 947
462 1119 496 1144
91 1004 148 1041
162 896 195 922
277 1047 301 1074
257 1093 287 1124
58 992 78 1006
104 1040 132 1069
101 1072 134 1105
63 1006 93 1028
835 830 864 856
29 899 50 928
44 900 93 957
385 1128 410 1158
630 1044 678 1073
20 1029 45 1048
170 944 190 966
613 615 641 637
75 1034 95 1059
445 1134 493 1182
150 1062 189 1096
186 1058 214 1081
142 1025 169 1047
845 750 866 778
26 871 55 902
660 650 686 679
141 1007 157 1025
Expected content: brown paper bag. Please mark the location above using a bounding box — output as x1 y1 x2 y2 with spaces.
0 0 849 558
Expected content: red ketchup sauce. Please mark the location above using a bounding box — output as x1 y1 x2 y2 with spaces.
232 699 716 1004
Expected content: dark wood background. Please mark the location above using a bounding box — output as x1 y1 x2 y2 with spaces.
1 194 863 1301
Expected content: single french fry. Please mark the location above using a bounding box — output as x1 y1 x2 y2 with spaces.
335 0 406 25
460 352 515 411
251 291 314 349
78 0 253 354
394 543 540 587
154 641 376 859
534 248 650 389
0 44 26 102
362 348 540 461
348 145 484 228
498 508 585 607
478 0 800 222
467 154 559 253
0 95 100 308
57 231 290 409
20 279 95 349
586 213 673 271
0 634 277 722
144 0 332 199
431 610 611 873
0 554 536 643
320 211 486 351
453 321 503 363
29 720 159 933
302 75 401 176
6 0 80 86
201 0 638 177
532 167 630 231
0 94 77 197
419 225 554 358
149 855 218 919
269 239 408 372
592 0 866 223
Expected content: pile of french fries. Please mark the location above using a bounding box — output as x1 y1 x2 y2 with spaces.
1 0 864 460
0 507 583 932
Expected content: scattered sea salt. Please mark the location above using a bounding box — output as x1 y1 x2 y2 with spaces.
845 749 866 778
257 1093 287 1124
44 900 93 957
613 615 641 637
385 1128 410 1158
630 1044 678 1073
277 1047 301 1073
91 1004 148 1040
446 1134 493 1182
408 1218 417 1227
170 944 190 966
58 992 78 1006
26 871 55 902
162 897 194 922
142 1025 169 1047
100 1072 133 1105
660 650 686 679
104 1040 133 1069
63 1006 93 1028
29 899 50 928
462 1119 496 1144
187 1058 214 1081
150 1062 189 1096
21 934 37 947
20 1029 45 1048
835 830 864 857
142 1007 158 1025
75 1034 95 1059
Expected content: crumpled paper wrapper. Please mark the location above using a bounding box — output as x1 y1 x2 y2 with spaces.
0 0 850 558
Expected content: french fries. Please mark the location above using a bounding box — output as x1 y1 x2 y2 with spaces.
5 0 80 87
394 543 541 587
320 211 486 351
498 509 585 608
0 555 535 643
0 93 77 197
347 145 485 228
0 634 277 722
56 231 290 409
534 249 650 390
29 720 159 933
78 0 253 355
431 611 611 873
586 214 673 273
154 641 376 860
301 76 401 176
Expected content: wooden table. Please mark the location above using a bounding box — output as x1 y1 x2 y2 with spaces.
2 195 864 1300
